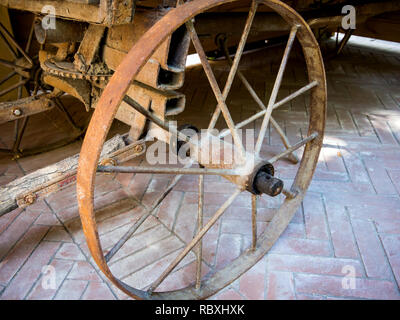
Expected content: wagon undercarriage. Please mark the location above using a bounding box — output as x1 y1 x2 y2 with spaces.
0 0 399 299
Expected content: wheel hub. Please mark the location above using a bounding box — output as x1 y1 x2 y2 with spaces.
247 161 283 196
190 132 284 197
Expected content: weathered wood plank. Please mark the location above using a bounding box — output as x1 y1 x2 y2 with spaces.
0 134 125 216
0 0 134 25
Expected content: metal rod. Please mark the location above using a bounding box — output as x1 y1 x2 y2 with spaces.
25 18 35 53
336 29 353 55
0 22 33 66
123 95 194 146
268 132 318 164
12 116 29 153
195 174 204 289
0 29 17 59
251 193 257 251
220 39 298 163
269 117 299 163
218 80 317 138
272 80 318 110
219 37 266 111
148 188 241 294
105 172 185 262
185 20 246 159
0 79 28 98
282 188 298 199
208 0 258 129
0 58 26 71
55 97 80 131
255 26 298 155
0 70 17 86
97 165 239 176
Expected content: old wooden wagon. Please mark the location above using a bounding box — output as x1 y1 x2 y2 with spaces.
0 0 399 299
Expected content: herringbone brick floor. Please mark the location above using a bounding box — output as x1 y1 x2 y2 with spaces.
0 36 399 300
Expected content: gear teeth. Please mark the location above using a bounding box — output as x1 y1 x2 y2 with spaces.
42 59 112 81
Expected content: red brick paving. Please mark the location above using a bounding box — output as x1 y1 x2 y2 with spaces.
0 36 400 300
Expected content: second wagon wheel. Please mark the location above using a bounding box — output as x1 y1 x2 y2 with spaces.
77 0 326 299
0 11 85 158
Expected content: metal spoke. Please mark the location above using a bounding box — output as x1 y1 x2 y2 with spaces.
251 194 257 251
12 116 29 153
220 38 299 163
148 188 241 294
219 81 318 138
268 132 318 164
0 70 17 87
0 22 33 66
105 171 186 262
208 0 258 129
255 26 298 155
196 174 204 289
272 80 318 110
0 79 28 98
0 29 17 59
0 58 26 71
97 165 239 176
269 118 299 163
54 97 81 131
282 188 298 199
185 20 245 159
219 36 267 112
123 95 194 146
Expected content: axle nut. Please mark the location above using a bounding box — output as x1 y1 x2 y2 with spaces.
254 171 283 197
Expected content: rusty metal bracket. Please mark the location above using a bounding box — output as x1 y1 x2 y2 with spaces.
0 135 146 216
0 94 54 124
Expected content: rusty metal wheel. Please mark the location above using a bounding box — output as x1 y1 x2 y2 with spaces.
0 14 84 159
77 0 326 300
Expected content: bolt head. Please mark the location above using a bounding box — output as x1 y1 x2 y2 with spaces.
24 194 36 205
100 158 116 167
13 109 22 116
133 144 144 153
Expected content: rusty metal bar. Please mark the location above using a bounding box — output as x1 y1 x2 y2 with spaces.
268 132 318 164
282 188 298 199
0 29 17 59
335 29 354 56
0 94 55 124
251 193 257 251
0 79 28 98
97 165 238 176
123 95 194 145
272 80 318 110
148 188 241 294
219 81 318 139
0 22 32 66
105 172 185 262
195 174 204 289
208 0 258 129
185 21 245 159
0 58 27 71
0 70 17 86
54 98 80 132
220 39 298 163
255 26 298 155
11 117 28 153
